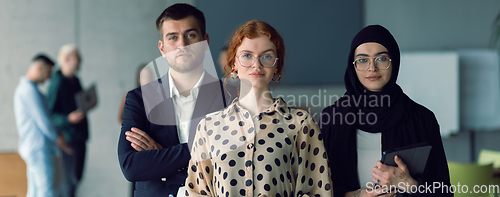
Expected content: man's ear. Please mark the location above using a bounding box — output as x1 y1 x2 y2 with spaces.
204 33 210 45
158 40 166 57
201 33 210 52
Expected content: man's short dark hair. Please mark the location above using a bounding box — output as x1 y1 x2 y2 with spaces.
155 3 206 40
32 53 55 66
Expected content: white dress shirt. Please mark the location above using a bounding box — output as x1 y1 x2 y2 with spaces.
168 71 205 144
168 71 205 197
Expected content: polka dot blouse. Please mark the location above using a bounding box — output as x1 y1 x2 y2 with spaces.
185 97 333 197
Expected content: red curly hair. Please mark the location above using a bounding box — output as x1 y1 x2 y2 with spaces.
224 20 285 83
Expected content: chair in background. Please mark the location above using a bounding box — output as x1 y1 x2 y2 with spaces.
478 149 500 197
448 161 493 197
479 149 500 169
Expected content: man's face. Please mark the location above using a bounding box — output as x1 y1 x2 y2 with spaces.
158 15 209 73
37 62 53 82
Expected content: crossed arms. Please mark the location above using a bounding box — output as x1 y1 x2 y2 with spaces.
118 89 190 182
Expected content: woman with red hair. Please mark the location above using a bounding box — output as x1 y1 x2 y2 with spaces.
185 20 333 197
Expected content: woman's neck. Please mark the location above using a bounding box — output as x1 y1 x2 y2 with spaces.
238 82 274 117
61 69 75 78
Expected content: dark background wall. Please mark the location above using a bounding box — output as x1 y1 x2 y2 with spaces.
198 0 363 85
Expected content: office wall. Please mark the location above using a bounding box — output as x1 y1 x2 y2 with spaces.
0 0 192 196
0 0 76 153
198 0 363 85
397 52 460 137
364 0 500 51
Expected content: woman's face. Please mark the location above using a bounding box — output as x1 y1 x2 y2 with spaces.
61 51 81 77
234 34 278 89
354 42 392 92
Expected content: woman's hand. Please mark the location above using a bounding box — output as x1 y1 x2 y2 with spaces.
372 155 418 194
347 183 397 197
68 109 86 124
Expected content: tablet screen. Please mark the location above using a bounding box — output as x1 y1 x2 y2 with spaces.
381 143 432 176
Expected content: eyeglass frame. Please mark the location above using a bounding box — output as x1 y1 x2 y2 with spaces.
236 53 279 68
352 56 392 71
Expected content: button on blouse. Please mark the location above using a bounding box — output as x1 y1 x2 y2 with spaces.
185 97 333 197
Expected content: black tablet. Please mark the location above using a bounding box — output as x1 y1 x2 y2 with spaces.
75 83 97 112
381 142 432 176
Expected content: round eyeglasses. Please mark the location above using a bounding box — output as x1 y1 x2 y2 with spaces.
353 56 392 71
236 53 278 68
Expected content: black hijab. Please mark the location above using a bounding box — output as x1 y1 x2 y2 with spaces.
321 25 451 197
344 24 406 132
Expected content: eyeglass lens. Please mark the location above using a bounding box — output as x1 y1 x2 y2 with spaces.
355 57 390 70
238 53 277 67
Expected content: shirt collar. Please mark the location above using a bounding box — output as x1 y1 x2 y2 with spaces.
20 76 36 86
223 97 291 117
168 70 205 99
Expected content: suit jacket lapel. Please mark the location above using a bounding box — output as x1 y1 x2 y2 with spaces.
150 72 225 150
188 74 224 150
147 75 179 145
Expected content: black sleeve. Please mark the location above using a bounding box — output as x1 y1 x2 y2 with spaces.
321 106 350 197
117 89 190 182
410 111 453 197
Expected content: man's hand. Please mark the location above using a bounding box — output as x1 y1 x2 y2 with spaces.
56 133 74 155
68 110 86 124
125 127 163 151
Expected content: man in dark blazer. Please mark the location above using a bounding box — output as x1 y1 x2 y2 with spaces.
118 4 236 197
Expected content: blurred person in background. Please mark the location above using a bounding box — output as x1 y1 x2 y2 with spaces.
14 54 72 197
118 64 150 124
48 44 91 197
218 45 239 87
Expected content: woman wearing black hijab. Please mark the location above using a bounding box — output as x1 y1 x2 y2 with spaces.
320 25 452 197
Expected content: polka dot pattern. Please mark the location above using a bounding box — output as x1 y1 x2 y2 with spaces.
186 97 333 196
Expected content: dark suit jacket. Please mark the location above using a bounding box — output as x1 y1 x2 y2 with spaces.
118 73 236 197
